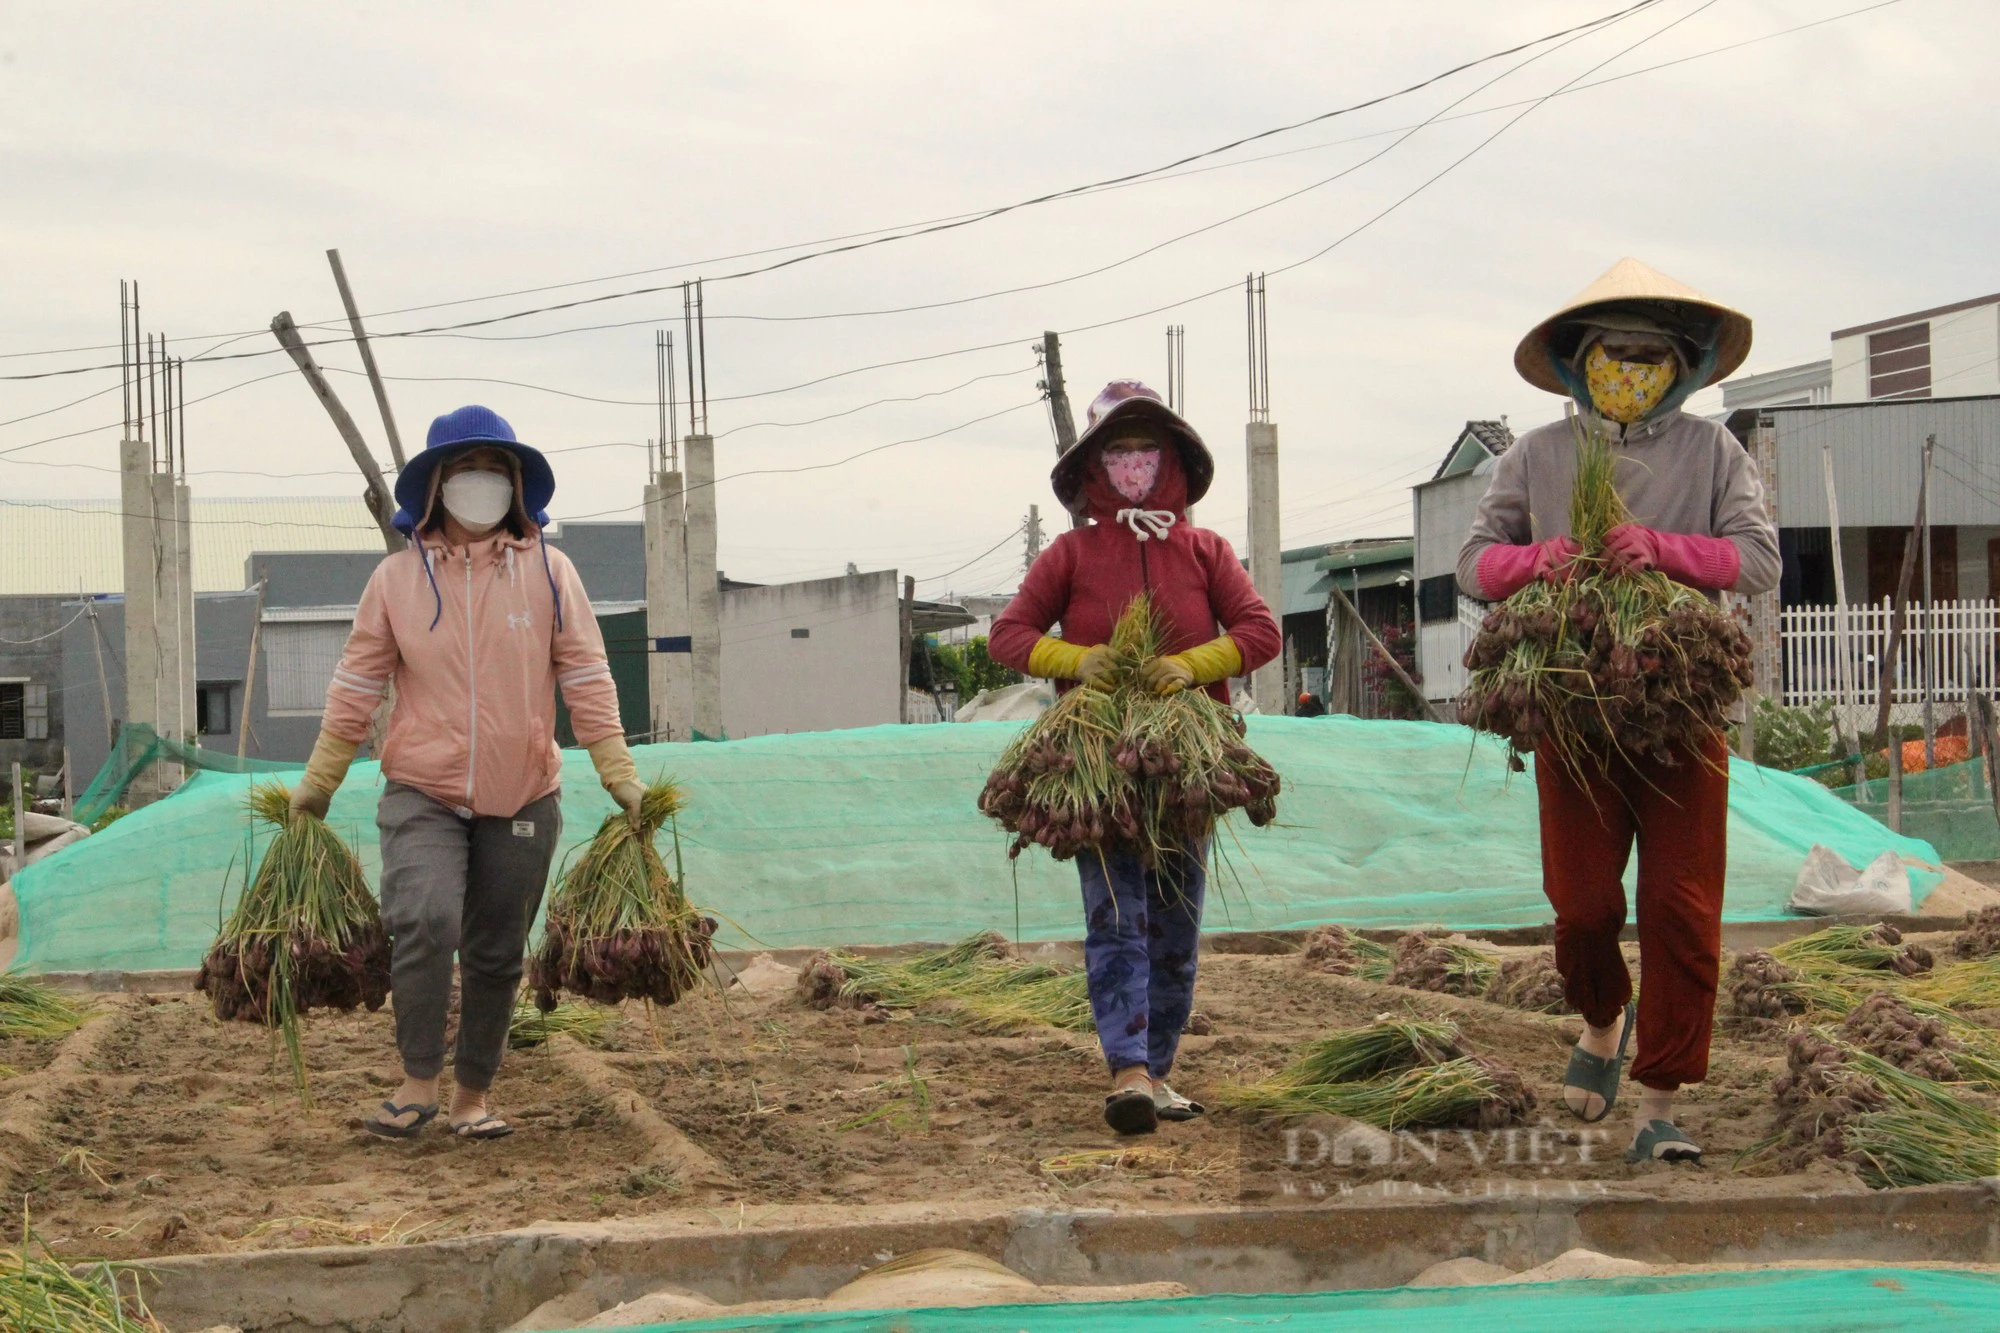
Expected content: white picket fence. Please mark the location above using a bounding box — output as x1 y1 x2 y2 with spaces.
1780 599 2000 707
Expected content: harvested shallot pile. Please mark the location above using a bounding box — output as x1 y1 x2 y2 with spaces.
1297 924 1391 977
529 782 716 1011
979 594 1279 865
1385 931 1498 999
1955 906 2000 961
1485 951 1570 1014
1458 413 1752 766
195 784 391 1100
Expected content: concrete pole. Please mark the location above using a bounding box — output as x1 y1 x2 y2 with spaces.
683 434 723 740
1742 417 1783 754
1246 420 1284 713
644 471 695 741
169 475 195 756
118 436 163 803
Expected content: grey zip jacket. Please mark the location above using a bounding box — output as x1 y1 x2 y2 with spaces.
1456 409 1780 600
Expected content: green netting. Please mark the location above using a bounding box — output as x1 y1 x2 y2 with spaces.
10 718 1940 975
1831 756 2000 861
565 1267 2000 1332
72 723 303 827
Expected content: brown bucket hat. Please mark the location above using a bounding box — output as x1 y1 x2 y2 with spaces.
1514 257 1753 396
1052 380 1214 516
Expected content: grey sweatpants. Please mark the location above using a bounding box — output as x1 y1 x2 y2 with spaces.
376 781 562 1090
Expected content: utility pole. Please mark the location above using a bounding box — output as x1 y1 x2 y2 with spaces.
326 248 407 470
681 283 724 740
237 577 267 760
1244 274 1284 715
1023 504 1044 573
645 328 695 742
270 311 402 551
1039 332 1085 530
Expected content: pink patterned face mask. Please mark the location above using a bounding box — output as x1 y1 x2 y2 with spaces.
1103 448 1162 503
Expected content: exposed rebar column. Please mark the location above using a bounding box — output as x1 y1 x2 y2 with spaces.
644 469 694 742
1244 274 1283 714
684 434 722 740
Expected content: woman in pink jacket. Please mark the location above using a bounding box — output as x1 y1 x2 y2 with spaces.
290 406 642 1140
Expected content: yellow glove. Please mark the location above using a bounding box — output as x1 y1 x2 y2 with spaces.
291 733 359 819
1142 636 1243 695
1027 636 1116 689
586 735 645 824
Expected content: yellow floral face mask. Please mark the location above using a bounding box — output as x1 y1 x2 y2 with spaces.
1584 341 1678 424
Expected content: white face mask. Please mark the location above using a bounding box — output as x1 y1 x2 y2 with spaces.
440 470 514 531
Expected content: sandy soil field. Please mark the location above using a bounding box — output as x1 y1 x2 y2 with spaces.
9 928 1972 1266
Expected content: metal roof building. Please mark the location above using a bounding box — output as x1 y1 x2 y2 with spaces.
0 497 384 596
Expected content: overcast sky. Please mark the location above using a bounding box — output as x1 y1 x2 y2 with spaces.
2 0 1990 596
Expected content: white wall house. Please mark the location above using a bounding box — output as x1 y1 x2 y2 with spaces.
1829 292 2000 404
1410 420 1514 706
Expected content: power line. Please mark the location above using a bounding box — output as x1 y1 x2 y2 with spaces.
0 2 1660 368
918 525 1028 586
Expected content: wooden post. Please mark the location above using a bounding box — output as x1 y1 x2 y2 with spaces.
1326 580 1445 724
1822 445 1864 786
61 746 73 821
326 248 407 470
1920 435 1937 769
10 762 22 866
269 311 402 552
1040 332 1086 531
1985 693 2000 833
898 575 915 724
237 577 267 760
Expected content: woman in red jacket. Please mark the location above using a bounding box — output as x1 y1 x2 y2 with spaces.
991 380 1280 1135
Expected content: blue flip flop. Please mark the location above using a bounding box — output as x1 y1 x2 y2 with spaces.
450 1114 514 1141
364 1101 439 1140
1562 1001 1635 1125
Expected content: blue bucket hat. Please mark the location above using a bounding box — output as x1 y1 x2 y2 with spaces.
392 405 556 535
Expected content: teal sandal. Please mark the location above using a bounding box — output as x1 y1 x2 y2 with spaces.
1626 1119 1702 1164
1562 1001 1635 1124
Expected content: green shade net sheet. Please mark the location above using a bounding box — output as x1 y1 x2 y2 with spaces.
10 717 1940 975
591 1268 2000 1333
1831 756 2000 861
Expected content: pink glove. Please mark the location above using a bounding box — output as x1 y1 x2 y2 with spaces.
1604 524 1740 590
1476 537 1582 601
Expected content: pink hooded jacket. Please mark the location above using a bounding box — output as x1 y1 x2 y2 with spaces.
322 533 622 819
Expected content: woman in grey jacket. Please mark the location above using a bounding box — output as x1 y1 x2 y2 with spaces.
1458 259 1779 1167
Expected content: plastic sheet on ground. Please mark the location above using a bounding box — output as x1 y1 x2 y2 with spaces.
9 717 1940 975
568 1267 2000 1332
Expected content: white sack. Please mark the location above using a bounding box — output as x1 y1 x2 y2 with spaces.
1789 843 1912 917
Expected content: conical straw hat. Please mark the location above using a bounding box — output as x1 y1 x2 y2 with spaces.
1513 257 1752 396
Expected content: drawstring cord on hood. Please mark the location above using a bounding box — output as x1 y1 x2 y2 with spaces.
539 536 564 632
416 536 562 633
422 548 444 631
1117 508 1177 541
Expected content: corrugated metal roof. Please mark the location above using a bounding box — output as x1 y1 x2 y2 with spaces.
1769 395 2000 528
0 498 385 596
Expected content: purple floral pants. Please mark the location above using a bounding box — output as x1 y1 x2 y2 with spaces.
1078 846 1205 1077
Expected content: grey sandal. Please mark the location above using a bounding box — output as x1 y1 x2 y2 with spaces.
364 1101 438 1140
450 1114 514 1140
1153 1083 1206 1122
1626 1119 1702 1164
1104 1089 1159 1136
1562 1001 1635 1125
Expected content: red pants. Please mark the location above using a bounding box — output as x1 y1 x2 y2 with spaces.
1535 739 1728 1090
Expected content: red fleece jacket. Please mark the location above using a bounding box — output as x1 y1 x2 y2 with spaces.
989 449 1281 702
